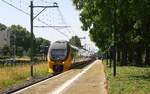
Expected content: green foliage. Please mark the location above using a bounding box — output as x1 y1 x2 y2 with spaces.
35 37 50 55
69 36 82 47
16 46 24 57
73 0 114 51
1 45 11 56
8 25 31 52
1 24 51 57
0 23 7 31
72 0 150 66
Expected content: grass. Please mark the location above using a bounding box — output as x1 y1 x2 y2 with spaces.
34 62 49 77
0 62 49 91
104 60 150 94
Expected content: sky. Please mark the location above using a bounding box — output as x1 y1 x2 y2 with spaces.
0 0 98 52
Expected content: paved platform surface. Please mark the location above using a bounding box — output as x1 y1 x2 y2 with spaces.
61 60 108 94
14 60 108 94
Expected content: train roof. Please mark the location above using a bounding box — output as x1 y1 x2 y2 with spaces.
50 40 87 52
50 40 68 49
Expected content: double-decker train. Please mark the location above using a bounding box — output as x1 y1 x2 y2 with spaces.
47 40 79 73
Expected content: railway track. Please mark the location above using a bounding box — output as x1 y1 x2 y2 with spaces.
1 59 95 94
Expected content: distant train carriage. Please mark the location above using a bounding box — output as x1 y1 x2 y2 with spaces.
47 40 77 73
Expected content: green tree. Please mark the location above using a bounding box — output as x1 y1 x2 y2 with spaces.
35 37 50 55
72 0 150 66
35 37 50 60
1 45 10 56
7 25 31 56
0 23 7 31
16 46 24 57
69 36 82 47
0 23 51 58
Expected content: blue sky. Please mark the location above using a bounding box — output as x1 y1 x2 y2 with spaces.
0 0 98 51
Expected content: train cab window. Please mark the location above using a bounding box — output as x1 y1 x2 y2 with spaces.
51 49 66 56
50 49 67 61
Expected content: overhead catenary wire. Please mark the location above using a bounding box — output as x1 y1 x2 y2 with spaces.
40 0 53 5
1 0 69 40
53 28 69 39
57 8 75 37
1 0 93 54
2 0 95 79
1 0 29 15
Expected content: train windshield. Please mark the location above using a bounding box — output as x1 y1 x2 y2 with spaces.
51 49 66 56
50 49 67 61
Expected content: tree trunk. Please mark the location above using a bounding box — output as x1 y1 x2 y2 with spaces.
106 51 108 65
125 49 128 65
128 49 134 65
109 58 112 68
109 51 113 68
120 50 124 66
145 46 150 65
135 49 142 66
117 50 121 62
121 47 127 66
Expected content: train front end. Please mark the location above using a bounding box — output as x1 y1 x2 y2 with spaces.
48 41 73 73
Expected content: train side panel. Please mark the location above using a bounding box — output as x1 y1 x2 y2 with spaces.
63 53 73 71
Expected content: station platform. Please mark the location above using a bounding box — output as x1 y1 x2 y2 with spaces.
61 60 108 94
14 60 108 94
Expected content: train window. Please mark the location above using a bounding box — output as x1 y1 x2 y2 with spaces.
51 49 66 56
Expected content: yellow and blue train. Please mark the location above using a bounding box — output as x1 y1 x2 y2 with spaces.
47 40 79 73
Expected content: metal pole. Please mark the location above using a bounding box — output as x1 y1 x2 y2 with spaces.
30 1 34 77
29 1 59 77
106 51 108 65
13 34 16 61
113 0 117 77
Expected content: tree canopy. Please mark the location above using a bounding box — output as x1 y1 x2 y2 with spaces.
0 23 7 31
69 36 82 47
0 24 51 57
72 0 150 66
8 25 31 53
35 37 50 55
